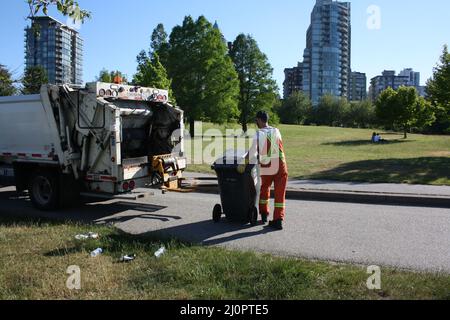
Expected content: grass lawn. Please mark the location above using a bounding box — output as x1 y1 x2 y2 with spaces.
185 124 450 185
1 216 449 300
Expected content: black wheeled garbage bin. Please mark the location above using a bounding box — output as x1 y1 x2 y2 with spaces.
211 155 258 225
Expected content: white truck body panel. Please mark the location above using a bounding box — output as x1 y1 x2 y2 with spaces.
0 95 60 164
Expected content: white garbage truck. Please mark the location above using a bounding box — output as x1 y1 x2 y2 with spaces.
0 82 186 210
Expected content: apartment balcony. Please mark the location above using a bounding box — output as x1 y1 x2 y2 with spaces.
340 8 350 17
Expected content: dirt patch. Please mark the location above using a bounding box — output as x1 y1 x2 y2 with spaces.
428 151 450 157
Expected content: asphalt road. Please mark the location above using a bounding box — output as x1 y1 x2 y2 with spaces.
0 185 449 273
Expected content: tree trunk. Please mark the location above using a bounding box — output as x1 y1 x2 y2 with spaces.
404 128 408 139
242 122 248 134
189 118 195 138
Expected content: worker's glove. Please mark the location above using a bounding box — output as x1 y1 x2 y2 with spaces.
237 163 246 174
236 158 249 174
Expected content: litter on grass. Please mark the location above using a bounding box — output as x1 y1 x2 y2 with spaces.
75 232 99 240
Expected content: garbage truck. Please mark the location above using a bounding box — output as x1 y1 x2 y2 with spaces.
0 82 187 210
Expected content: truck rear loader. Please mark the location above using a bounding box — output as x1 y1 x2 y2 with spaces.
0 82 186 210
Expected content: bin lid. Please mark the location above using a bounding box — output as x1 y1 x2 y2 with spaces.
212 150 255 170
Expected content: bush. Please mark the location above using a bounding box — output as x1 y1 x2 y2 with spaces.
343 100 376 128
313 94 349 127
277 92 313 125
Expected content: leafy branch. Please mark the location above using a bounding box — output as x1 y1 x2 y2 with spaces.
26 0 91 23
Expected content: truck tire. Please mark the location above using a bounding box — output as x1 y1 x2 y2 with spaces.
28 171 60 211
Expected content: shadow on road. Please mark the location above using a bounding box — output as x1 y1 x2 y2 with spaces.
0 187 177 223
140 218 278 246
0 186 273 246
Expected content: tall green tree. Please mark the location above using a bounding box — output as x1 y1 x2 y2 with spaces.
134 24 175 103
229 34 278 132
426 45 450 133
167 16 239 137
376 86 435 138
278 91 313 125
133 52 175 104
0 64 17 96
22 65 48 94
151 23 170 67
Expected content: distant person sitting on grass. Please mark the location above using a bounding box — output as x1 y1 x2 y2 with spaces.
373 133 387 143
371 132 377 143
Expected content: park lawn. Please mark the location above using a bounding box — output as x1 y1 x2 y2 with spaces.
185 124 450 185
0 216 449 300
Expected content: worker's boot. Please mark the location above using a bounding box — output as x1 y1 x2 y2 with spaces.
268 219 283 230
261 213 268 224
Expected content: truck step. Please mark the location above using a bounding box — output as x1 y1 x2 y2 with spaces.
80 190 154 201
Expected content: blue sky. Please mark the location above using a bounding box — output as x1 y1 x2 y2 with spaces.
1 0 449 91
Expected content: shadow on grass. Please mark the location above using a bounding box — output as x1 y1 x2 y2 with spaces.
303 157 450 185
322 139 412 147
0 215 70 228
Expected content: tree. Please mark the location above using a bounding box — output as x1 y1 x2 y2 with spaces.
314 94 349 126
229 34 278 132
167 16 239 137
278 91 313 125
151 23 170 67
344 100 376 128
27 0 90 22
96 69 127 84
133 52 175 104
21 65 48 94
376 86 435 138
97 69 112 83
0 65 17 96
426 45 450 133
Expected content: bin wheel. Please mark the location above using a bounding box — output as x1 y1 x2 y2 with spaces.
249 206 258 226
213 204 222 223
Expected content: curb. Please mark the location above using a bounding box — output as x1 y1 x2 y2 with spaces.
179 181 450 209
284 189 450 209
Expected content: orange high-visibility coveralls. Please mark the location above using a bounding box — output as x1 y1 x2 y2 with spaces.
249 127 288 221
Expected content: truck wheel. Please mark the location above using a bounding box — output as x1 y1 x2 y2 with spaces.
249 206 258 226
213 204 222 223
28 171 60 211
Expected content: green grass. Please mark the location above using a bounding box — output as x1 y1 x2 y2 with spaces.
0 216 449 300
185 124 450 185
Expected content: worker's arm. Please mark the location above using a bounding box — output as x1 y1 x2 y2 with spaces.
237 132 258 174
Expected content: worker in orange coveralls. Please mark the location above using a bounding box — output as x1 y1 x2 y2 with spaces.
238 111 288 230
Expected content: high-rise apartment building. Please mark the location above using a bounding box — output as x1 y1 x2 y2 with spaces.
369 69 423 101
283 62 303 99
369 70 409 101
399 68 420 88
348 71 367 101
25 16 83 85
301 0 351 105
